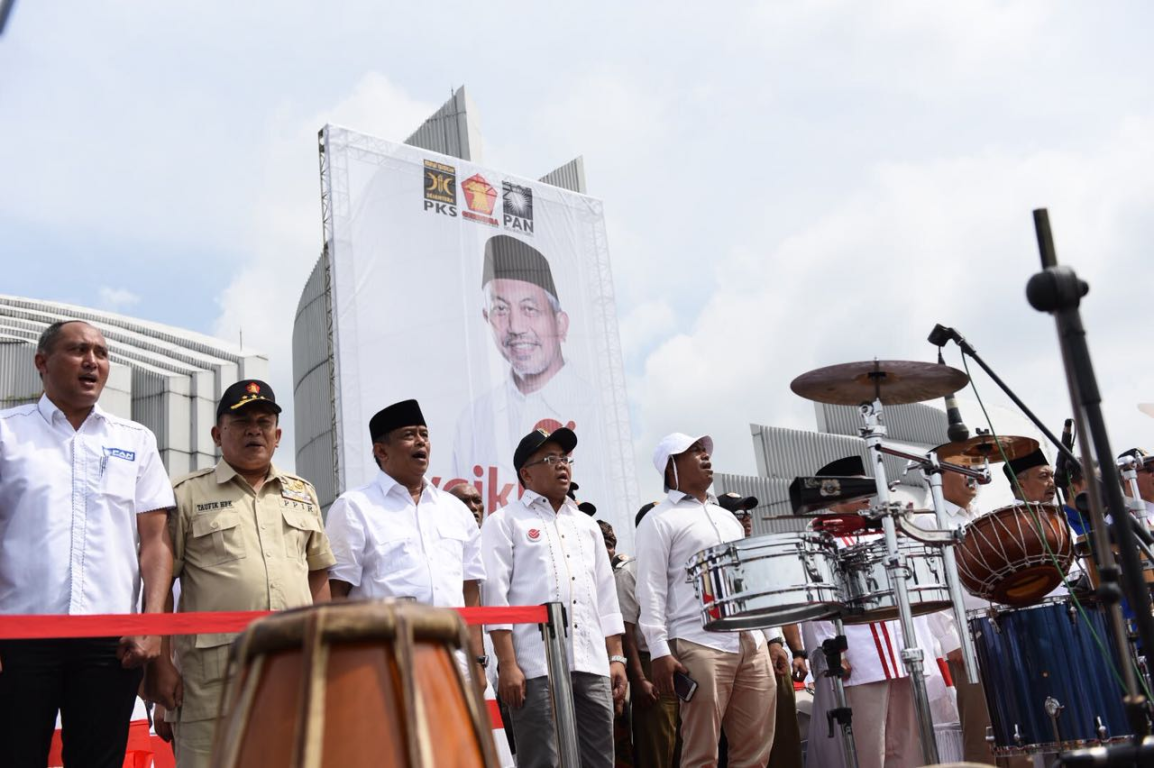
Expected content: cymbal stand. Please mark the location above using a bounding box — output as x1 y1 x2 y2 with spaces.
821 622 860 768
1117 455 1151 534
923 452 984 684
859 398 940 765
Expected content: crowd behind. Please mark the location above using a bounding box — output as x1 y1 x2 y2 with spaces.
2 320 1144 768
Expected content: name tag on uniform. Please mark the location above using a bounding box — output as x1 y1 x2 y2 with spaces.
280 478 313 505
103 446 136 462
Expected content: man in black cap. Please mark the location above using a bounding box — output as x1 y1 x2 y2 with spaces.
151 379 335 768
481 427 627 768
803 456 943 768
1004 448 1056 503
451 234 604 523
325 399 487 678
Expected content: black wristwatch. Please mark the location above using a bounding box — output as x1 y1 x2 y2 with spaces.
476 655 489 668
767 636 785 647
789 648 808 660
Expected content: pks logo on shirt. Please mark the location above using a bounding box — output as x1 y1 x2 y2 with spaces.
103 446 136 462
526 528 541 542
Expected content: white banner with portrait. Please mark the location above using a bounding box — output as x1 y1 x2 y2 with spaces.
321 126 638 547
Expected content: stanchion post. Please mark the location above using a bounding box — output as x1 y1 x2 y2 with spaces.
540 601 581 768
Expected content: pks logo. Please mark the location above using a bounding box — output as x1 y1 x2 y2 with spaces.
502 182 534 234
527 528 541 542
461 173 498 227
423 160 458 218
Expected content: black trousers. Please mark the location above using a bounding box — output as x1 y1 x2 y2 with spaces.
0 637 143 768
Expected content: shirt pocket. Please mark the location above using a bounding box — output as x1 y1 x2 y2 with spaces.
282 507 321 559
435 520 468 580
98 452 138 503
190 510 247 567
373 536 423 589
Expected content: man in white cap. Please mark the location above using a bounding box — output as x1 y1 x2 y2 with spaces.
635 433 777 767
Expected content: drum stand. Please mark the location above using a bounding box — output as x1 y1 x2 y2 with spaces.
859 398 941 766
821 622 861 768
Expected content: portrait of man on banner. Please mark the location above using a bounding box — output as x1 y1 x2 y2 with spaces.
451 234 602 512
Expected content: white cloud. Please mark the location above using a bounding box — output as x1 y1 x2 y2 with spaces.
212 73 436 468
97 286 141 311
630 120 1154 501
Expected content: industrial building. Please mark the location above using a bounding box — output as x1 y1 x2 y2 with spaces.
0 294 267 475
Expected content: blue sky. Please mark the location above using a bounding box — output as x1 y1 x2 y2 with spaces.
3 1 1153 502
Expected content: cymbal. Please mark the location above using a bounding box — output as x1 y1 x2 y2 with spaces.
790 360 969 406
936 434 1040 465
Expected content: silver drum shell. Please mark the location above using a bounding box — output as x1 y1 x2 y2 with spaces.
840 538 952 624
686 532 845 631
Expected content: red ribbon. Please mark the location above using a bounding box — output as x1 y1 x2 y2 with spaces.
0 605 550 640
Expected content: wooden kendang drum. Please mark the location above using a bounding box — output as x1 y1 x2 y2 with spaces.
210 600 499 768
954 502 1074 605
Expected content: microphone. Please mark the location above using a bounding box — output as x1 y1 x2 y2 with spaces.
944 393 970 442
1054 419 1075 490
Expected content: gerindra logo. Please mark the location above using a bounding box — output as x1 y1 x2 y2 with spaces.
461 173 498 226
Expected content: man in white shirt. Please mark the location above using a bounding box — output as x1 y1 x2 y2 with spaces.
0 320 175 768
803 456 948 768
325 398 487 683
482 427 627 768
635 433 776 768
617 501 681 768
451 234 605 515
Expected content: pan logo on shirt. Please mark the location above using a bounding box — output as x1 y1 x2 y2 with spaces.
103 446 136 462
502 181 533 235
423 159 458 218
461 174 499 227
526 528 542 543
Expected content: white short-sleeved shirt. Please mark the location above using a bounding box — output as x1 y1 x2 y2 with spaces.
481 490 624 679
0 395 175 615
325 469 485 607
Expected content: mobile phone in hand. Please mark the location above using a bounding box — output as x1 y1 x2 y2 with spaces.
673 670 698 702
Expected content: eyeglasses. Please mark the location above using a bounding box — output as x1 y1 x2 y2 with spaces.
524 455 575 468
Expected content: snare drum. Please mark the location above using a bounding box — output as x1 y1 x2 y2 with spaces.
839 537 951 624
969 597 1132 755
955 502 1074 606
687 532 844 631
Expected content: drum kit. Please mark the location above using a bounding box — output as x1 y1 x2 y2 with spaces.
686 359 1145 767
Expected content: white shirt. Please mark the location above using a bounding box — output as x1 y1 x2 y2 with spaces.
805 613 940 687
635 490 748 657
450 364 607 512
481 490 624 679
325 469 485 606
0 395 174 615
614 556 648 653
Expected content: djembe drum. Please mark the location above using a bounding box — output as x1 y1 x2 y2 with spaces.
209 600 498 768
955 502 1074 605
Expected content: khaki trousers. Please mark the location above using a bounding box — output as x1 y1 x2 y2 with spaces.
844 679 920 768
767 672 803 768
671 634 776 768
172 717 214 768
633 652 681 768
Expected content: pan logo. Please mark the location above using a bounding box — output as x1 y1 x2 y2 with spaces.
461 173 499 227
502 181 534 235
423 160 457 218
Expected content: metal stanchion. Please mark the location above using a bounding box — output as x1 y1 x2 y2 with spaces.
540 602 581 768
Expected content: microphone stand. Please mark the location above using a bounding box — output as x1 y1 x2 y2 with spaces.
1027 209 1154 759
927 327 1154 552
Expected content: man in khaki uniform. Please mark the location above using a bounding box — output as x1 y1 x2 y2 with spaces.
148 379 334 768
